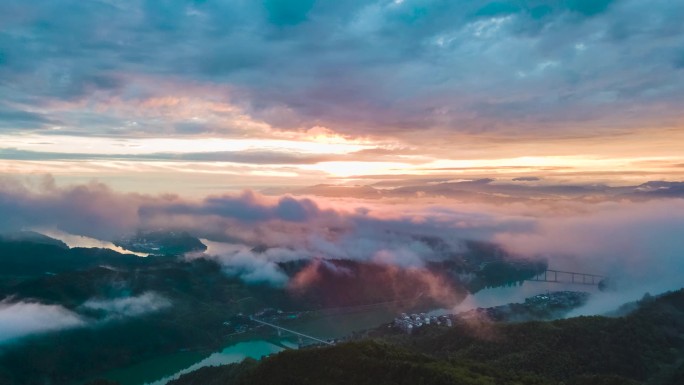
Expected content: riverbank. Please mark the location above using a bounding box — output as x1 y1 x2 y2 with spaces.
93 282 596 385
94 304 401 385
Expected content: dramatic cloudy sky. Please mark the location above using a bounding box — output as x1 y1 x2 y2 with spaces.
1 0 683 193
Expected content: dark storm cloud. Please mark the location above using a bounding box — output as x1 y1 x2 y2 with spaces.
0 0 682 138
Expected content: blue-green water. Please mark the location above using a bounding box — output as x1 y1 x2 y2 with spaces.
104 283 604 385
103 340 286 385
147 340 285 385
101 306 397 385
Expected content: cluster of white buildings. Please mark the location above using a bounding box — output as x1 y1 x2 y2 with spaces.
394 313 452 334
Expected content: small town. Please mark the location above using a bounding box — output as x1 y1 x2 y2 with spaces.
392 291 590 334
393 313 453 334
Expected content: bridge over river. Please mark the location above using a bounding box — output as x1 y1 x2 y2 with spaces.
249 316 334 346
250 269 605 344
527 269 605 286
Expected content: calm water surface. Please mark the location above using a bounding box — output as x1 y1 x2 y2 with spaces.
101 306 398 385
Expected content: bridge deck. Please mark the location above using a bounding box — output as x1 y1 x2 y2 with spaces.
249 317 334 346
527 269 604 285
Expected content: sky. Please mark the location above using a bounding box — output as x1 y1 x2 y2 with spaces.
1 0 684 316
1 0 683 194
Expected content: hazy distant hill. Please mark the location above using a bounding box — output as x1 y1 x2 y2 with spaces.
0 236 542 385
278 240 545 308
0 231 68 249
113 230 207 256
0 234 143 278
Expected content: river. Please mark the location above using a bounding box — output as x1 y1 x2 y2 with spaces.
99 305 398 385
100 281 604 385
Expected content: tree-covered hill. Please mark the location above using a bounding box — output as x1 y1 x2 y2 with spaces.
0 234 143 278
0 235 563 385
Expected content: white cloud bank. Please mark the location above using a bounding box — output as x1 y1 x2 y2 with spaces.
81 292 171 319
0 301 84 344
0 292 171 344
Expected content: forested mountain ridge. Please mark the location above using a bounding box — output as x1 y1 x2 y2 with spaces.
0 234 546 385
